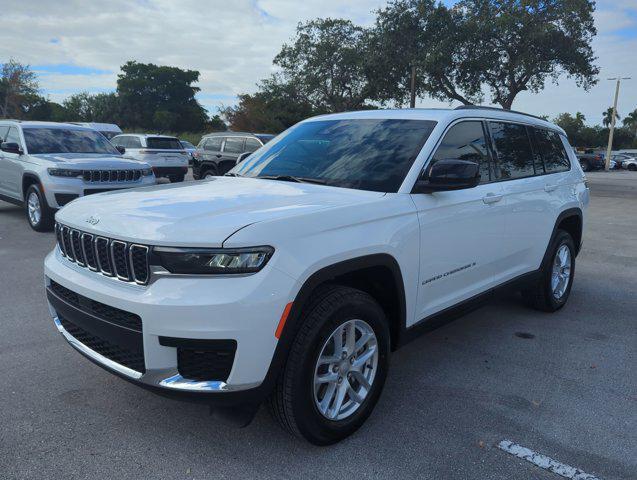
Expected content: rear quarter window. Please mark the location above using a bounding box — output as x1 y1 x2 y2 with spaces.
534 129 571 174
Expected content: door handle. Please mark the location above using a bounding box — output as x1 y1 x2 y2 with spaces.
544 184 558 192
482 193 503 204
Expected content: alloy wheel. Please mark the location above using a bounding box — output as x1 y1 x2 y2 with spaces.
551 244 571 300
313 319 378 421
27 191 41 226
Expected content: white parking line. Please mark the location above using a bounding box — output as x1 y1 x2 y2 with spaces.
497 440 602 480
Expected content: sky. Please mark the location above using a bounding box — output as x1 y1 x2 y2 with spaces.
1 0 636 126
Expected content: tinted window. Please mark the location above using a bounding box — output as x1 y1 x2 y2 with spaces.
244 137 262 153
431 121 491 183
203 137 222 151
224 137 245 154
146 137 182 149
489 122 535 179
23 128 119 155
256 134 275 144
233 119 437 192
534 129 570 173
5 127 20 145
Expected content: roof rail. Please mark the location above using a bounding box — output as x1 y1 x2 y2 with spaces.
0 118 23 123
454 105 547 122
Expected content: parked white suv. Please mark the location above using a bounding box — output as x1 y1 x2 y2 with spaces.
0 121 155 231
111 134 189 182
45 107 588 444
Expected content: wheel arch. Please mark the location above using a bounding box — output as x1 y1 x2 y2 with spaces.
542 208 583 269
259 254 407 398
22 173 42 200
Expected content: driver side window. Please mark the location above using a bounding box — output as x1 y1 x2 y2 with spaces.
431 121 491 183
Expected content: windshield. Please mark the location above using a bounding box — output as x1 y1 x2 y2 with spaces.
232 119 436 192
180 141 195 149
23 128 121 155
147 137 182 149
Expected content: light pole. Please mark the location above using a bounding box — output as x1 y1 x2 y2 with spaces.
604 77 631 171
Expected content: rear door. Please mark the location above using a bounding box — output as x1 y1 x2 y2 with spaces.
0 127 25 198
218 136 245 174
200 136 223 170
411 120 506 320
488 121 555 281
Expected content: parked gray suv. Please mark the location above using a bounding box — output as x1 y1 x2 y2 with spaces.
192 132 275 178
0 121 155 232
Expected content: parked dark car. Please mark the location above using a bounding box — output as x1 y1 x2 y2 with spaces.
576 152 605 172
192 132 275 178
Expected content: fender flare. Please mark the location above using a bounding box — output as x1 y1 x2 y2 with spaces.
540 207 583 270
258 253 406 396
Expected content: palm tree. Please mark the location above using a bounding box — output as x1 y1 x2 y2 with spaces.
623 109 637 137
602 107 620 127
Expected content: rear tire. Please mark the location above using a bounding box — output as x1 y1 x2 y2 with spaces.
25 184 54 232
628 164 637 171
522 229 575 312
269 285 390 445
168 173 185 183
202 168 217 179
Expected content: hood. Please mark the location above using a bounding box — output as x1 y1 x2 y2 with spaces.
34 153 148 169
55 177 384 246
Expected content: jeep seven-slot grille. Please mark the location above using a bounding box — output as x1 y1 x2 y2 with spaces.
55 223 150 285
82 169 143 183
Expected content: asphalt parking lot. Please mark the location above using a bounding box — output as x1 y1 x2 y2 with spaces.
1 171 635 479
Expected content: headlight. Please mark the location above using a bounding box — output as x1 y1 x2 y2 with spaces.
142 168 154 176
47 168 82 178
154 246 274 274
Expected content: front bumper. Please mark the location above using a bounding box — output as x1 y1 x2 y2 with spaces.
44 175 156 209
44 248 296 403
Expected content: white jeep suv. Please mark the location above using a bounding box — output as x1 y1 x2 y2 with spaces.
45 107 588 444
111 134 190 182
0 121 155 232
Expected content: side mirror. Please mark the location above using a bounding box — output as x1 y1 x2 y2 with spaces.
413 159 480 193
115 145 126 154
236 152 252 164
1 142 23 155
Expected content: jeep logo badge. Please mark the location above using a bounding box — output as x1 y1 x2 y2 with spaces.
86 215 100 225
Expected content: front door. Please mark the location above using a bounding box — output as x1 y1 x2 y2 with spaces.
411 120 506 322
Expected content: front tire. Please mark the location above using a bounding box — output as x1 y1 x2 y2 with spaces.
269 285 390 445
25 184 54 232
522 229 575 312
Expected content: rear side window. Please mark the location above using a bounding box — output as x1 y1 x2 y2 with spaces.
489 122 535 179
431 121 491 183
244 137 262 153
534 129 570 173
224 137 245 154
203 137 222 151
146 137 182 149
128 137 142 148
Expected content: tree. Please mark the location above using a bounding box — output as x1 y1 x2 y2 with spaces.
622 108 637 137
221 75 316 133
116 61 208 131
602 107 620 127
24 98 67 122
368 0 483 106
274 18 371 112
369 0 598 109
0 59 40 118
207 114 227 132
553 112 586 142
460 0 598 109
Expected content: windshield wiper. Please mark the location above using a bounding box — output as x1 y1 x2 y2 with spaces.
258 175 326 185
224 172 243 177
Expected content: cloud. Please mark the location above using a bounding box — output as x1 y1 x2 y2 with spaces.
0 0 635 122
